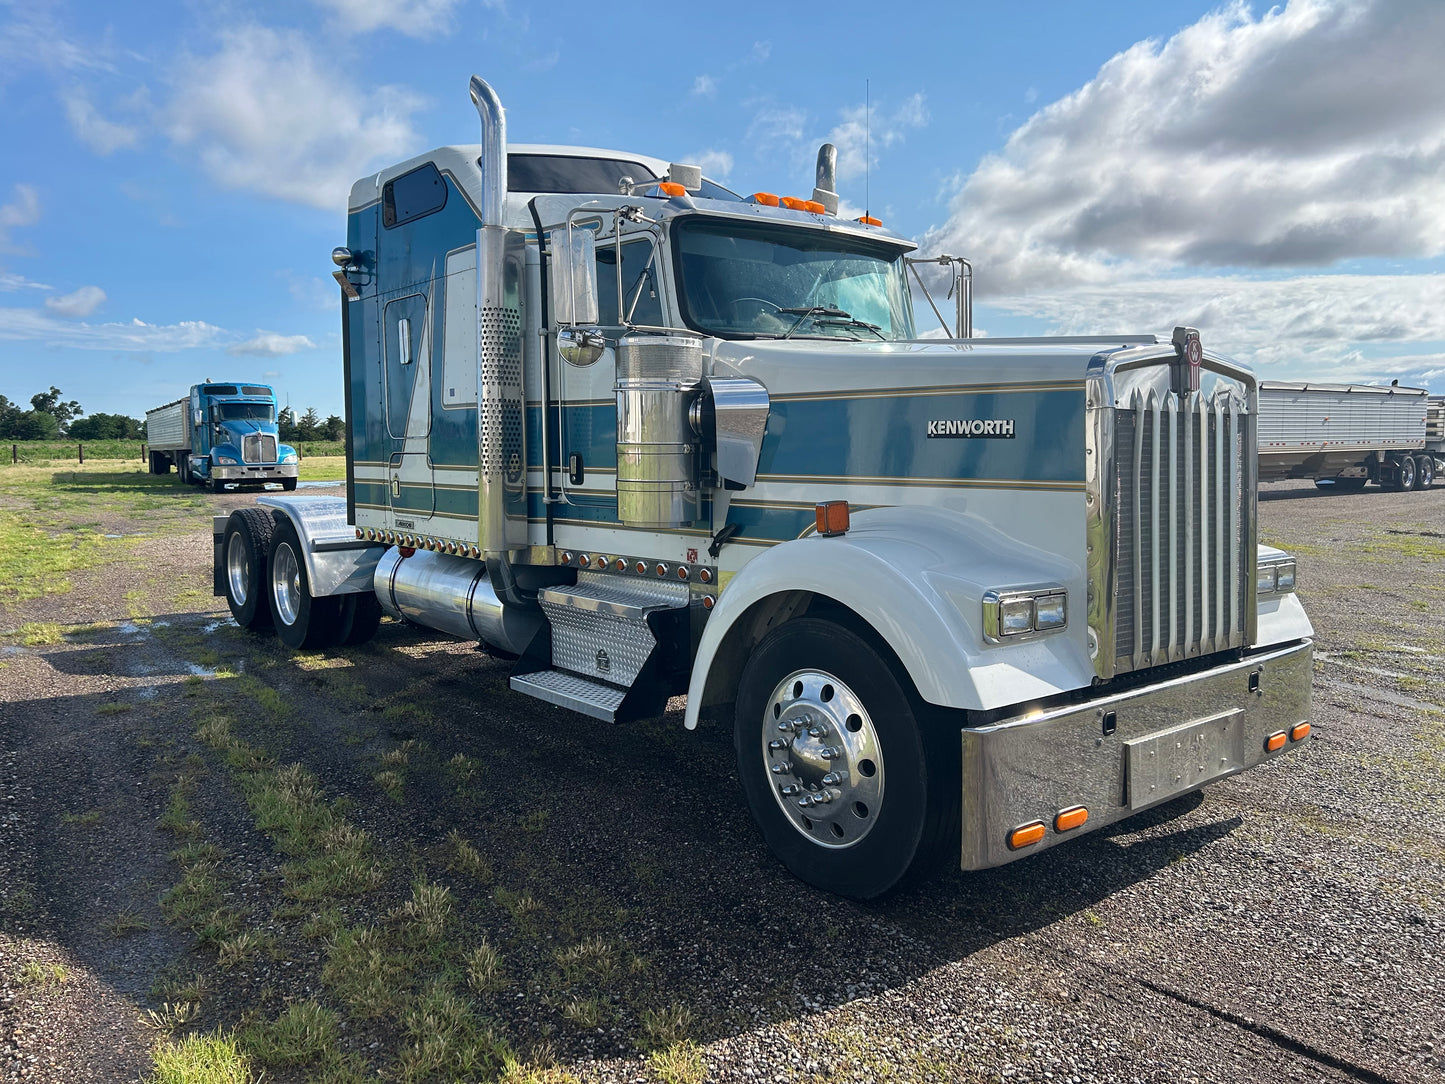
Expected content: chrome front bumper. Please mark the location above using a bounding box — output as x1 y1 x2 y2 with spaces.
961 639 1313 870
211 463 299 481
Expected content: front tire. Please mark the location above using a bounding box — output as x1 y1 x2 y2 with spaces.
281 477 298 492
268 518 343 650
222 509 275 631
734 617 957 899
211 477 227 494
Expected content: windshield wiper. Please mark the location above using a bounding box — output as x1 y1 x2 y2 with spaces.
814 317 885 340
779 306 850 340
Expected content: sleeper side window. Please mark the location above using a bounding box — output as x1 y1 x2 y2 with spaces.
383 162 447 229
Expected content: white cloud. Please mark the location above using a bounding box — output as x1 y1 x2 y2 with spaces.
928 0 1445 293
0 309 226 351
227 333 317 357
691 75 717 98
750 41 771 64
0 184 41 251
312 0 466 38
0 3 114 80
44 285 106 318
63 90 141 154
689 149 734 181
167 26 425 211
822 93 928 182
921 0 1445 390
0 273 50 292
747 105 808 148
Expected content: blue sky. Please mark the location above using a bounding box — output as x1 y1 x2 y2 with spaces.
2 0 1442 422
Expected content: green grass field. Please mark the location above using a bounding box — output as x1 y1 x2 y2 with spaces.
3 440 346 466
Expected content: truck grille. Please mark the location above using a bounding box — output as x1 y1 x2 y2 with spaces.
242 433 278 464
1111 389 1252 673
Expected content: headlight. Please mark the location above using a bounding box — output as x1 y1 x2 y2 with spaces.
1257 557 1296 595
984 587 1068 642
281 453 299 464
215 456 237 465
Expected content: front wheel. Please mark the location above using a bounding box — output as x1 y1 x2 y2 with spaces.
211 477 227 494
281 477 298 492
268 518 344 650
734 617 957 899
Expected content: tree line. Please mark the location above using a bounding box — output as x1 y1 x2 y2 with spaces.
0 386 345 444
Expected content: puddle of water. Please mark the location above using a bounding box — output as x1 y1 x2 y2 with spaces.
152 620 171 629
186 662 219 677
0 645 23 657
201 618 235 635
298 480 342 489
137 686 159 699
115 622 146 637
103 533 124 539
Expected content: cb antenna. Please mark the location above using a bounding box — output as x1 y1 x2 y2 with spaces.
865 79 871 221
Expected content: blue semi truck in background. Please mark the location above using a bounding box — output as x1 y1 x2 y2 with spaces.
145 381 299 492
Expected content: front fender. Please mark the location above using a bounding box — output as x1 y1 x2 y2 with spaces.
683 504 1093 729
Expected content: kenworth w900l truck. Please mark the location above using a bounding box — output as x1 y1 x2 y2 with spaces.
213 77 1314 898
147 382 299 492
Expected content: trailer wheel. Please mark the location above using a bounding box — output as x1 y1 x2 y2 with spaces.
734 617 957 899
1396 456 1417 492
149 452 170 475
178 456 190 485
222 509 275 631
336 592 383 646
1415 455 1434 490
268 518 344 650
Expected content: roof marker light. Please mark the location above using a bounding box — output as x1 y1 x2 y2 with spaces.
857 215 882 226
780 196 810 211
751 192 781 207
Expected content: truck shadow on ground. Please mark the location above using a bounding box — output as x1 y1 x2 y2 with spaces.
1 611 1244 1069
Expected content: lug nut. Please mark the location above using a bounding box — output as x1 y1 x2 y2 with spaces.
821 771 846 786
821 746 841 760
776 721 792 732
770 763 788 775
797 796 815 808
769 739 788 751
780 784 801 796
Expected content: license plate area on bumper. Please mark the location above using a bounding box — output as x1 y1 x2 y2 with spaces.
1125 709 1243 810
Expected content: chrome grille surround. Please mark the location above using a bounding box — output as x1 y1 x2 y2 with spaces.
242 433 278 464
1085 348 1257 680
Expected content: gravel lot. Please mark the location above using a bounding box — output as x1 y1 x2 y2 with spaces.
0 475 1441 1083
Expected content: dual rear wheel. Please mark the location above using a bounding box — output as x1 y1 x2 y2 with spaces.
222 510 381 648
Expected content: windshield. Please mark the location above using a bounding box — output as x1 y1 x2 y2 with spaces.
672 216 914 341
213 402 275 422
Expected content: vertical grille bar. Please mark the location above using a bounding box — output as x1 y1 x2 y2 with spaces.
1185 394 1196 652
1132 392 1145 666
1166 394 1179 662
1149 391 1162 664
1197 395 1210 650
1229 401 1242 641
1213 397 1226 651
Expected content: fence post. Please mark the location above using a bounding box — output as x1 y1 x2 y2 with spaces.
78 443 85 464
10 444 15 465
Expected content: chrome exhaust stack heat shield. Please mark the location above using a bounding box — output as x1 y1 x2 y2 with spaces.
375 549 540 655
469 75 526 557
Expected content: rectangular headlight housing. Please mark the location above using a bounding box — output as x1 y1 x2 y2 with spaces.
984 587 1068 642
1256 557 1297 595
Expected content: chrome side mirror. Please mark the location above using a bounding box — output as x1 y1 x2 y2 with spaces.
558 327 605 367
667 163 703 191
549 224 599 326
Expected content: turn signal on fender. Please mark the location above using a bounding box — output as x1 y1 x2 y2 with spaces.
815 501 850 536
1054 806 1089 832
1291 722 1311 742
1265 731 1287 752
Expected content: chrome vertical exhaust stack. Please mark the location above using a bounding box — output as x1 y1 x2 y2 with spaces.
468 75 507 224
812 143 839 215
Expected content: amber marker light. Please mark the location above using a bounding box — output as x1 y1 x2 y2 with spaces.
656 181 686 197
1291 723 1311 742
636 561 647 574
1055 806 1089 832
702 595 714 610
615 558 627 571
1008 821 1047 850
699 569 713 584
857 215 882 226
1265 731 1287 752
780 196 809 210
815 500 850 536
750 192 781 206
677 566 690 580
803 200 826 214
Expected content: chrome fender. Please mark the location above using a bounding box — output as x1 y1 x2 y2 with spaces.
255 494 386 598
683 505 1093 729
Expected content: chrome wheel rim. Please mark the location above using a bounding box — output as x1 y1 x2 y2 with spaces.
271 542 302 626
762 668 884 848
226 532 250 606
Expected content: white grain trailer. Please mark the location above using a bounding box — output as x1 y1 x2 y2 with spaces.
1258 381 1440 491
144 398 188 475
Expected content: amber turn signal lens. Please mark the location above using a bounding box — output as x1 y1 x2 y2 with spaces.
1008 821 1046 850
750 192 781 207
1054 806 1089 832
780 196 809 210
1265 731 1287 752
1290 722 1311 742
815 500 850 536
802 200 826 214
657 181 686 197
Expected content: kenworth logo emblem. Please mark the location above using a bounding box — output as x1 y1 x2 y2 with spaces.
927 419 1016 438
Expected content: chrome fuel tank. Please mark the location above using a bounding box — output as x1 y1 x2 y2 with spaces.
374 548 540 654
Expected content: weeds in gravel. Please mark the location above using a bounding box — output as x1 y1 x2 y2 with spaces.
390 878 454 943
322 925 408 1019
145 1028 251 1084
157 778 203 838
646 1040 706 1084
142 1002 201 1033
444 828 492 881
151 967 209 1005
638 1005 695 1049
62 808 102 826
12 621 65 645
373 768 406 802
14 961 68 988
216 929 274 969
397 981 508 1084
239 1000 352 1072
102 908 152 937
465 940 506 992
96 701 133 715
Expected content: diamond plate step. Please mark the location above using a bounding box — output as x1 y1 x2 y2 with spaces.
538 574 689 688
510 670 627 722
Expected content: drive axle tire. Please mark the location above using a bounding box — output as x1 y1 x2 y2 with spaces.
268 517 344 650
1397 456 1417 492
337 592 383 646
734 617 958 899
1415 455 1434 490
222 508 275 631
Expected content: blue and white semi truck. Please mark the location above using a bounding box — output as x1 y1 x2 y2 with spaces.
147 382 299 492
213 76 1315 898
